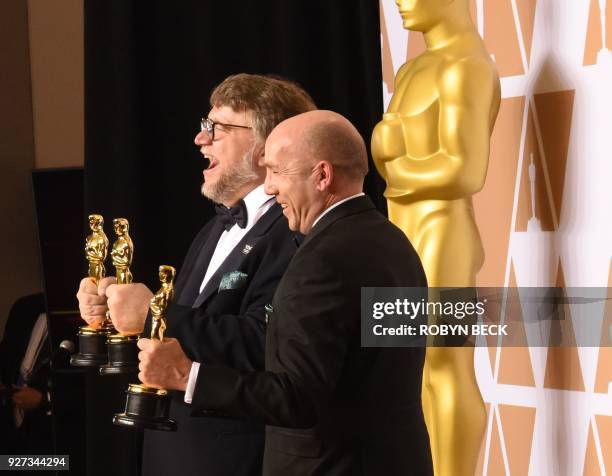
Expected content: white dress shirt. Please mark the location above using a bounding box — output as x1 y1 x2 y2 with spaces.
184 184 275 403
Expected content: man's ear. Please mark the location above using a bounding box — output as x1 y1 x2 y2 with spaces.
315 161 333 191
253 141 266 167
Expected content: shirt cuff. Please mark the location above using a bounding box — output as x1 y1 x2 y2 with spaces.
184 361 200 404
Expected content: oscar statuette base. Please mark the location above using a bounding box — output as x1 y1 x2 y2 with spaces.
113 384 177 432
70 325 113 367
100 334 139 375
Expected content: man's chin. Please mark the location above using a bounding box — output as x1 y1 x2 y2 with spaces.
201 182 227 205
286 218 300 233
201 182 215 200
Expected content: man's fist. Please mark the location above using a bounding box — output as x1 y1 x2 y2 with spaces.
137 338 191 391
106 283 153 335
76 277 116 328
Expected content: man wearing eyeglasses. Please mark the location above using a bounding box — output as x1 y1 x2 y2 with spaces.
76 73 316 476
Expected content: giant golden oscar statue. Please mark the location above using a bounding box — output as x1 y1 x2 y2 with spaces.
371 1 501 474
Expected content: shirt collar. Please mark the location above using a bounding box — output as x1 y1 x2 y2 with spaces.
311 192 365 230
242 184 275 227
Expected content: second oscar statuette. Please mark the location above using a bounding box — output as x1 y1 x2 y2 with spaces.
113 265 178 432
100 218 139 375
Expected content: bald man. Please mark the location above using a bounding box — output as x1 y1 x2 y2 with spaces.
147 111 433 475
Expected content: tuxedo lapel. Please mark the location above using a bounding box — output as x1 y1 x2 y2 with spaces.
176 220 225 306
192 204 284 308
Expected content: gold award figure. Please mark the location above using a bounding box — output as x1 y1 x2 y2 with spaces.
72 213 112 367
149 265 176 344
101 218 142 375
85 214 109 287
113 265 178 432
111 218 134 285
371 1 501 475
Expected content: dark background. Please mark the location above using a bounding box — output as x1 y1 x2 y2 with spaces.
36 1 386 475
84 0 386 291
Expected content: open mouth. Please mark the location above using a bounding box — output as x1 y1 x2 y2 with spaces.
205 156 219 171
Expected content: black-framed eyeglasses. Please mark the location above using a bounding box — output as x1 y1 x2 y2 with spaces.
200 117 252 141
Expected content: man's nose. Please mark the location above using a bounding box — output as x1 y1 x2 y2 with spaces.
264 172 276 195
194 129 212 146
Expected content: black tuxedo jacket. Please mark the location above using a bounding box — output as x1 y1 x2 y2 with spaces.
142 203 298 476
192 196 433 476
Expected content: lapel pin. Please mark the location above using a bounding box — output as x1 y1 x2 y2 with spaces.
242 244 253 255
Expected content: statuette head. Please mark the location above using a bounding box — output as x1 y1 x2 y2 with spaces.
158 265 176 283
89 214 104 231
113 218 129 235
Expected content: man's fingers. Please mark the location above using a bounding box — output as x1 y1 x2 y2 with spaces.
76 278 105 323
78 292 106 306
103 284 115 299
137 338 151 351
99 277 117 297
137 351 148 363
78 288 107 325
79 301 107 322
83 304 107 316
78 277 97 293
84 316 105 329
83 314 105 324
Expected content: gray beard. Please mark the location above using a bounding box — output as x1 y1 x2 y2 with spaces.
201 149 260 204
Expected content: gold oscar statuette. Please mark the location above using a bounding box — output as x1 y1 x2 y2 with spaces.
371 1 501 475
71 214 114 367
100 218 140 376
113 265 178 432
85 214 109 286
111 218 134 285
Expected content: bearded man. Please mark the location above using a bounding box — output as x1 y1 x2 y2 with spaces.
76 73 316 476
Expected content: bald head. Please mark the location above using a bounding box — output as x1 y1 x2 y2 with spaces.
268 110 369 187
264 111 369 234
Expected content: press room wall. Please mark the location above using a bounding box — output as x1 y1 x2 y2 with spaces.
381 0 612 473
0 0 84 339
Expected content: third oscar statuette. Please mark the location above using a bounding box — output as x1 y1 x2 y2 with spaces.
71 214 113 367
100 218 140 375
113 265 178 431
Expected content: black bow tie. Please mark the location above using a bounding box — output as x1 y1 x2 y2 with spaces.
215 201 248 231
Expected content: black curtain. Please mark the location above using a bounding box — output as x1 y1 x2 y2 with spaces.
83 2 384 475
85 0 385 288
